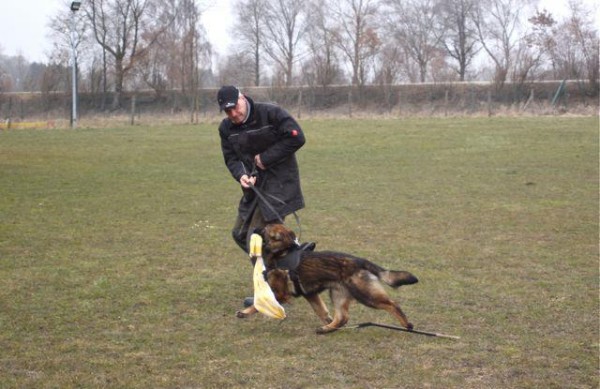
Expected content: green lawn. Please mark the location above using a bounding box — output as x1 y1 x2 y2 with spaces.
1 117 598 388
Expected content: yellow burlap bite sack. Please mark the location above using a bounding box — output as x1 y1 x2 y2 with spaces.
249 233 286 320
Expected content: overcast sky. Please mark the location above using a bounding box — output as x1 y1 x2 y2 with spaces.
0 0 234 63
0 0 596 64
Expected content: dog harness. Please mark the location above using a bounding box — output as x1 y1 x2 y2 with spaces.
274 242 315 297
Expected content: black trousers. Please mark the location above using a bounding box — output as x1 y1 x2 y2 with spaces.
232 206 284 258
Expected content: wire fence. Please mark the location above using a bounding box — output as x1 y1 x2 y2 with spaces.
1 81 598 127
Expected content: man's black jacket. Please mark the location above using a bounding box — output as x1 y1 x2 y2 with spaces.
218 96 305 222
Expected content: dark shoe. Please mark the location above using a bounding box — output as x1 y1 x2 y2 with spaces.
243 297 254 307
299 242 316 251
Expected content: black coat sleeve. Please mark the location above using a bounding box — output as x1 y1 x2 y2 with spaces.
258 105 305 168
219 121 246 181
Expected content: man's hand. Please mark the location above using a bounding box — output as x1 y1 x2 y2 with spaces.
254 154 265 170
240 174 257 188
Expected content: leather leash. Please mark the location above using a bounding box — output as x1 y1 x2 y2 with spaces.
245 162 303 240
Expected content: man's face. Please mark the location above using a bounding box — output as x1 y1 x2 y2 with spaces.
224 95 247 124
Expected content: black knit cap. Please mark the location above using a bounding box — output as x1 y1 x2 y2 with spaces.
217 85 240 111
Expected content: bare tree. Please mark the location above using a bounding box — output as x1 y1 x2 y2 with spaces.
510 35 545 88
0 61 12 94
473 0 533 87
136 0 211 118
86 7 110 110
86 0 168 110
560 0 599 93
40 64 66 101
303 0 344 87
139 0 180 93
218 52 257 86
438 0 480 81
180 0 211 121
138 39 169 96
497 7 557 87
388 0 445 83
261 0 308 86
86 55 105 98
234 0 265 86
330 0 381 87
373 44 404 85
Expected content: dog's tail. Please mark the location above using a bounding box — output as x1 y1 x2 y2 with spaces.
358 258 418 288
380 270 419 288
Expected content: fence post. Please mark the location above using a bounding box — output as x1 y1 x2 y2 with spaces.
487 90 492 117
297 88 302 119
397 90 402 115
444 89 449 117
348 88 353 118
522 89 534 112
551 80 566 107
130 94 136 125
7 97 12 128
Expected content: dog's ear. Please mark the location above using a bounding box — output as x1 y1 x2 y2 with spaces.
282 228 296 242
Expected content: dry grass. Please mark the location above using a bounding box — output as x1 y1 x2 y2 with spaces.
0 117 598 388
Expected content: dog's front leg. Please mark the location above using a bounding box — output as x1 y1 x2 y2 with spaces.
316 287 352 334
236 305 258 318
304 294 332 325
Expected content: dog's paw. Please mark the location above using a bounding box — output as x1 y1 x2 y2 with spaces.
315 325 338 335
406 322 414 330
236 311 248 318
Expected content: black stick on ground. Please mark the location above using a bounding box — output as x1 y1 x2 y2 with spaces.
345 322 460 340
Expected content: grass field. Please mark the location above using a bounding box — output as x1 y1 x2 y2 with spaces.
1 117 598 388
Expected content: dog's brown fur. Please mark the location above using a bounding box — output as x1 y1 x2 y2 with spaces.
236 224 418 334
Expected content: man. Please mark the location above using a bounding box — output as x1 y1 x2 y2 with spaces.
217 85 306 257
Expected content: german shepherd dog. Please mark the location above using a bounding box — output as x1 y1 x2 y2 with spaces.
236 224 419 334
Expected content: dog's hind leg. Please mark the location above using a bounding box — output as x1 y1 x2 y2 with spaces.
380 300 413 330
305 294 333 325
367 294 413 330
349 273 414 330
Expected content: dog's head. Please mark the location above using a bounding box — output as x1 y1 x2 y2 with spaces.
266 268 292 303
262 223 298 254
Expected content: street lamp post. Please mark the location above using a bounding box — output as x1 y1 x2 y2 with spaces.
70 1 81 128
